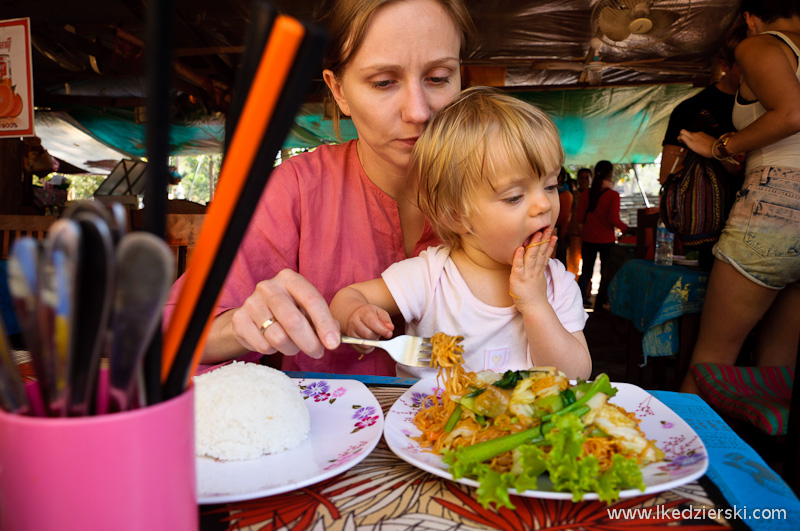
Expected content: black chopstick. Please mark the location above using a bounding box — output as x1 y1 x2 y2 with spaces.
142 0 175 405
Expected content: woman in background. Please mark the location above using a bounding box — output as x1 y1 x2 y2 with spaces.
678 0 800 394
576 161 627 309
554 167 573 267
565 167 591 276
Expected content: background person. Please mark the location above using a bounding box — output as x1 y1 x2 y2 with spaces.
330 88 591 380
677 0 800 394
659 25 746 185
576 161 628 310
565 167 591 277
659 23 747 270
554 167 574 267
163 0 476 375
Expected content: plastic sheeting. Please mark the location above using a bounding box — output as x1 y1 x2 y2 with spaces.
517 83 701 163
17 0 743 110
34 112 133 174
60 106 226 158
38 81 700 167
286 84 701 164
466 0 742 88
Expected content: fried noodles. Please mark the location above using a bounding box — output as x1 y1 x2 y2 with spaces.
411 332 664 480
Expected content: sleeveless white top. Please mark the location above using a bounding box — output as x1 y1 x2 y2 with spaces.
732 31 800 172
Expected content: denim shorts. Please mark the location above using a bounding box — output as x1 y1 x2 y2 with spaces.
713 165 800 289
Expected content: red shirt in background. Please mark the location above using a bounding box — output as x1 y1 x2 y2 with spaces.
577 181 628 244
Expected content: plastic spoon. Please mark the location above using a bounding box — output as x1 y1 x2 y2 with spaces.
108 233 174 413
7 238 48 410
38 219 82 416
68 212 115 417
108 202 129 244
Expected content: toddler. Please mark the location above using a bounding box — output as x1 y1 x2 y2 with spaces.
330 87 591 379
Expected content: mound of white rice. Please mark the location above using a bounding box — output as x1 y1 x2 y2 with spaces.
194 361 311 461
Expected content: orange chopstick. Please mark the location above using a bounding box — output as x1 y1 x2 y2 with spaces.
162 16 305 385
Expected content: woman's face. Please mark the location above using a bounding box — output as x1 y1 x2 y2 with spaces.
324 0 462 178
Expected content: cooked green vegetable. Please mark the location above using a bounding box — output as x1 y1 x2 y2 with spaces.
542 373 616 423
560 388 576 406
444 404 462 433
445 406 590 467
464 387 486 398
492 370 530 390
532 394 563 418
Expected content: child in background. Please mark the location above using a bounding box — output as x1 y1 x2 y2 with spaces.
330 87 591 379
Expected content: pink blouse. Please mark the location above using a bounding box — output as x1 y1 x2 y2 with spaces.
163 140 440 376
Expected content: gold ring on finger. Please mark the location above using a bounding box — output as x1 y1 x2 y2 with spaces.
259 318 276 335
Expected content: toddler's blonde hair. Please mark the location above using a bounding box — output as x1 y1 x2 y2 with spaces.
412 86 564 249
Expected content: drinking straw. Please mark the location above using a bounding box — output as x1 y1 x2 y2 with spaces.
224 0 277 153
162 16 327 398
142 0 175 405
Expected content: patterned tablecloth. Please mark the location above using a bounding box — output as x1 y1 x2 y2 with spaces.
608 259 709 362
198 375 800 531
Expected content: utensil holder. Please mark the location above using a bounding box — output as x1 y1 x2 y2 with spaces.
0 370 197 531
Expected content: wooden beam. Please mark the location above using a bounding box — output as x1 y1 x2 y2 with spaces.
174 46 244 57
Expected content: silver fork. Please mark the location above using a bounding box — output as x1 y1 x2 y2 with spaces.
341 335 433 367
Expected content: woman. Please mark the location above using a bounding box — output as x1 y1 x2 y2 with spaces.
576 161 627 309
163 0 476 375
565 167 591 276
677 0 800 394
554 167 574 267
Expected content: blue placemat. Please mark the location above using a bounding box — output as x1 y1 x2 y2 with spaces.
653 390 800 531
284 371 419 387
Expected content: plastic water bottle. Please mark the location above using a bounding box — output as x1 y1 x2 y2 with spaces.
654 219 674 265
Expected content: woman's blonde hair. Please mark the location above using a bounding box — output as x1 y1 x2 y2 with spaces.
316 0 476 138
412 86 564 249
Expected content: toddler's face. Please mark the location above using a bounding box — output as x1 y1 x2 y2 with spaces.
459 158 560 269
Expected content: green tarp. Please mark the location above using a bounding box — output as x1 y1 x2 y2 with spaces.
45 84 701 165
286 84 700 165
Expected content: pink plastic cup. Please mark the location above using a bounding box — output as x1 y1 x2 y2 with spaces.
0 372 197 531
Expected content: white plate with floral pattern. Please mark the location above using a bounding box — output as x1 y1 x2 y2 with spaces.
384 377 708 500
197 378 383 503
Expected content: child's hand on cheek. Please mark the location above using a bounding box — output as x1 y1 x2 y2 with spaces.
344 304 395 353
509 228 556 313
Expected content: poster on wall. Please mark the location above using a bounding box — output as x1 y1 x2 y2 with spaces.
0 18 33 137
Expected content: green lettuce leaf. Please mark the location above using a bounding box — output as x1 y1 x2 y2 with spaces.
473 466 516 509
542 413 601 500
596 454 647 502
511 444 547 493
444 454 517 509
